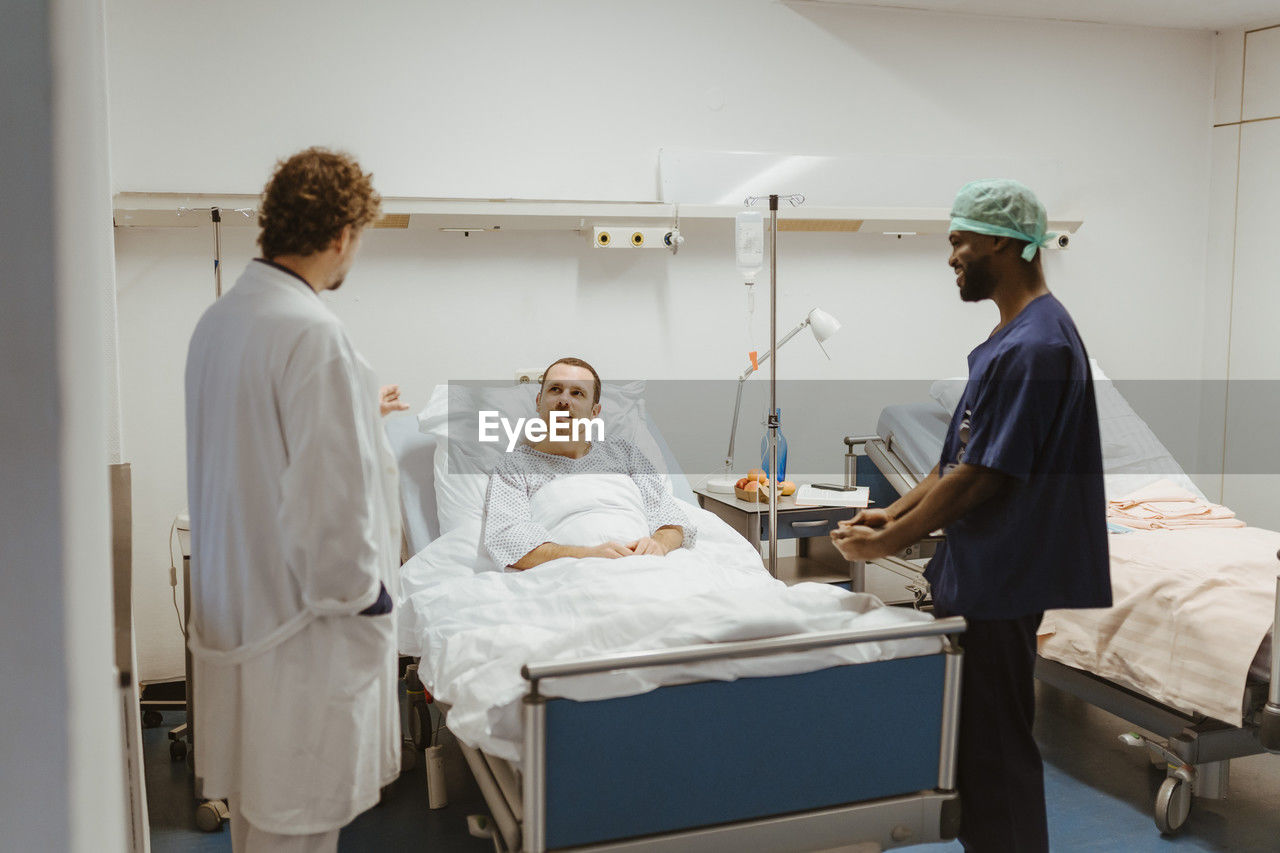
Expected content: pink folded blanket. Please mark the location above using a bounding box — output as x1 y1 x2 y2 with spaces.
1107 479 1244 530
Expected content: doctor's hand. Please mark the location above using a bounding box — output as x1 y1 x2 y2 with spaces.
830 523 892 562
379 384 410 417
626 537 670 557
585 541 634 559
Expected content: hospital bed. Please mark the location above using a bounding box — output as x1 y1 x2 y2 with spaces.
849 389 1280 836
384 386 966 852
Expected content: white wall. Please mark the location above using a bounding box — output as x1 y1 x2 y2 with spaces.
1207 24 1280 529
1 0 128 850
109 0 1219 680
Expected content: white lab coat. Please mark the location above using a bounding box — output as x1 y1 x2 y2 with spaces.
184 260 401 835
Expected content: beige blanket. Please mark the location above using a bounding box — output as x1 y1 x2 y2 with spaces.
1106 478 1245 531
1038 526 1280 725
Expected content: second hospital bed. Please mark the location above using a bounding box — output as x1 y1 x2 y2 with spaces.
384 383 966 853
850 381 1280 836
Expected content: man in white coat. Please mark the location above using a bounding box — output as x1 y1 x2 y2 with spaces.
185 147 402 852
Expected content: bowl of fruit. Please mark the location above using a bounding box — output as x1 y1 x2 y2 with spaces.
734 469 796 503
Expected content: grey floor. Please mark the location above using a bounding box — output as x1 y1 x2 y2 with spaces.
145 681 1280 852
143 700 490 852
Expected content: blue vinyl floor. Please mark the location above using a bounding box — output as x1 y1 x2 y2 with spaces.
145 680 1280 852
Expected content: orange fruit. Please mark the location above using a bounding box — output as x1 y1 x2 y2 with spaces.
747 469 767 483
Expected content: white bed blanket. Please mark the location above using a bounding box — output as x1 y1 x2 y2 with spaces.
399 484 940 763
1038 526 1280 726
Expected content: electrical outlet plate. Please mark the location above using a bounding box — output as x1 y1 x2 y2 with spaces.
515 367 543 384
591 226 680 249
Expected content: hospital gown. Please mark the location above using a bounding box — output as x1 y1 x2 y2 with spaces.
482 438 695 567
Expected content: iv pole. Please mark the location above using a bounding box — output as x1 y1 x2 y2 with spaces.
744 192 804 578
212 207 223 298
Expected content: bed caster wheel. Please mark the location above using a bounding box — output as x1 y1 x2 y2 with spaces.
1154 775 1191 834
194 799 229 833
142 710 163 728
169 739 187 761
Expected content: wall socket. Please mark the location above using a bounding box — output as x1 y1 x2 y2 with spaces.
515 367 543 384
591 226 681 250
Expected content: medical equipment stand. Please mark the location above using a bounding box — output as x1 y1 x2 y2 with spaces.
744 193 804 578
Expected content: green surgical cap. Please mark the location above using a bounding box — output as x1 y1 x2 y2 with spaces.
949 178 1051 262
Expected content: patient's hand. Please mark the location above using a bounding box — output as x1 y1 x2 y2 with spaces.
585 541 634 559
626 536 670 557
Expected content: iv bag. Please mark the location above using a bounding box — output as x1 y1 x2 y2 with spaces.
735 210 764 284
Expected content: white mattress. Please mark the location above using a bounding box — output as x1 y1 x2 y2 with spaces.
875 402 948 479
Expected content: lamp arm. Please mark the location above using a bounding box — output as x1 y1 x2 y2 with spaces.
735 318 811 382
725 317 812 468
724 376 747 467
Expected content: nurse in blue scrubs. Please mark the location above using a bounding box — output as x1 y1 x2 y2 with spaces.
831 179 1111 853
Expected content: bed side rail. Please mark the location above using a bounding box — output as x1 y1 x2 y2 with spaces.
843 434 880 487
1264 564 1280 752
521 616 966 685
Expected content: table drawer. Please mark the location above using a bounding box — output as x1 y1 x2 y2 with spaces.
760 508 850 540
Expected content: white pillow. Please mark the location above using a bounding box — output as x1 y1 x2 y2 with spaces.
927 359 1202 499
927 376 967 417
418 381 674 534
929 358 1113 413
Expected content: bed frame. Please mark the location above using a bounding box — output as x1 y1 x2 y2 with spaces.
462 618 967 852
850 432 1280 835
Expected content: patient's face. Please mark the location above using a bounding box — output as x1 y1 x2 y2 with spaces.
537 365 601 426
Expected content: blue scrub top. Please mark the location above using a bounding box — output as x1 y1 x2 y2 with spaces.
924 294 1111 620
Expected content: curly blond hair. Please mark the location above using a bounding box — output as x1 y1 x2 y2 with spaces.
257 147 382 259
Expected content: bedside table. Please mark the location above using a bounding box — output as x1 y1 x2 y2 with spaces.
694 486 856 586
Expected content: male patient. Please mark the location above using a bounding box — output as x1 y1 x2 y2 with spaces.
482 357 694 569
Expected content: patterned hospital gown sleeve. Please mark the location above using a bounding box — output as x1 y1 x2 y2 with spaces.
625 441 697 548
482 459 553 567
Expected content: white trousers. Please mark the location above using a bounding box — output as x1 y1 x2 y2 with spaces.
228 798 341 853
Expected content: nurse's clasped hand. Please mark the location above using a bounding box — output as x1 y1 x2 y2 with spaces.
831 508 895 561
830 518 894 561
845 508 891 529
829 462 1010 563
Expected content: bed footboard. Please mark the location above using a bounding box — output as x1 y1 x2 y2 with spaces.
518 618 965 852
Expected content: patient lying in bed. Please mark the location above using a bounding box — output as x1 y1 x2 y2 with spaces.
482 357 694 569
396 364 941 762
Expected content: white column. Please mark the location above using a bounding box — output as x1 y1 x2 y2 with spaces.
0 0 129 850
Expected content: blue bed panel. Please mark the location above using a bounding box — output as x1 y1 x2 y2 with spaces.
542 652 945 849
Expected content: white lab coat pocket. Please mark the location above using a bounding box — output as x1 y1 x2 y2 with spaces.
328 612 395 699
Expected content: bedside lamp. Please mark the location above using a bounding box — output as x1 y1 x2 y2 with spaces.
705 307 842 493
